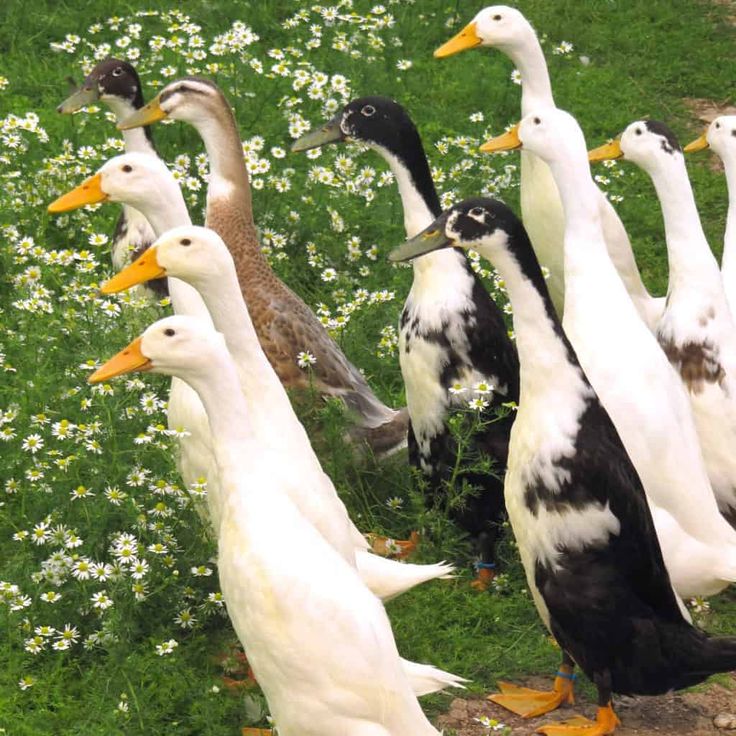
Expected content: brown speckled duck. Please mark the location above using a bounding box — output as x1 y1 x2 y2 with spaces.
119 77 408 456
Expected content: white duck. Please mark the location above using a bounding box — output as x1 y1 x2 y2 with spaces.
100 225 458 608
685 116 736 318
591 120 736 526
47 153 217 527
483 108 736 597
47 157 459 614
89 315 442 736
434 5 664 328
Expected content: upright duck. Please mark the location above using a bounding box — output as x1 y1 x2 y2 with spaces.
119 78 409 457
434 6 663 327
100 225 461 613
57 58 166 296
390 196 736 736
90 315 442 736
482 108 736 599
293 96 519 587
590 121 736 526
685 116 736 317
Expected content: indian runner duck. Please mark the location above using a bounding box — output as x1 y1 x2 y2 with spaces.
481 109 736 600
684 117 736 317
57 58 166 297
292 96 520 589
590 120 736 526
99 225 461 616
118 77 409 457
46 157 458 609
390 195 736 736
89 315 443 736
434 6 664 328
47 153 218 531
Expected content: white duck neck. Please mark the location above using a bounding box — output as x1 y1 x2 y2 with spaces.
379 147 469 279
184 358 255 484
721 150 736 287
644 154 721 291
106 97 156 155
190 260 298 424
506 33 555 115
134 189 212 324
478 234 575 399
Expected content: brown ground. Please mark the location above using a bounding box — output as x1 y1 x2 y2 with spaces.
437 674 736 735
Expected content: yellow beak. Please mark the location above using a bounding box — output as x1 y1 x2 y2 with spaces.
48 173 108 213
480 124 522 154
118 95 168 130
683 132 710 154
588 139 623 162
101 247 166 294
434 21 482 58
89 336 152 384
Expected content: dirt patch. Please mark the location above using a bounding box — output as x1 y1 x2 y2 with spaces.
437 674 736 735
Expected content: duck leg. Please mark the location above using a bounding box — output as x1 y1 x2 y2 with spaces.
471 529 499 590
489 652 576 717
536 671 620 736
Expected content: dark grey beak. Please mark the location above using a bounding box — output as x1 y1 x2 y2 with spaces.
291 115 345 152
57 85 99 114
388 213 454 262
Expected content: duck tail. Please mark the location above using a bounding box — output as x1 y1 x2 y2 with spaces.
400 657 469 697
666 628 736 690
347 404 410 458
355 550 454 602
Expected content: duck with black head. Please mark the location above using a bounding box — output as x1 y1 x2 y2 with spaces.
293 96 520 590
57 58 166 296
390 196 736 736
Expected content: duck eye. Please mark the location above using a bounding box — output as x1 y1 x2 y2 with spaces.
180 238 191 246
635 128 642 136
715 122 721 129
469 207 485 217
112 67 124 77
533 117 541 125
361 104 376 117
732 130 736 137
493 14 502 20
122 164 133 173
164 328 176 337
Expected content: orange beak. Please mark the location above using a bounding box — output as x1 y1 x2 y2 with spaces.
88 336 152 383
48 172 108 213
434 21 482 58
683 132 710 154
118 95 167 130
480 124 522 153
101 247 166 294
588 139 623 162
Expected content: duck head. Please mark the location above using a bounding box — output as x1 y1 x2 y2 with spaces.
58 58 145 114
685 115 736 163
101 226 233 294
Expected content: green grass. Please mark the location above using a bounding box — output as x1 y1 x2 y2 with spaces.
1 0 735 733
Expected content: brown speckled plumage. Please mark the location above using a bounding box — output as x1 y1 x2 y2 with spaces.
659 337 726 395
178 79 409 452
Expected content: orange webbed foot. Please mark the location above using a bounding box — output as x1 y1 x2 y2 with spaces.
536 703 620 735
470 565 496 591
489 671 576 718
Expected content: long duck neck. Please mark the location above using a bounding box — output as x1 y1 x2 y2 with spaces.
504 31 555 115
644 154 721 293
136 192 211 323
375 138 469 279
106 96 156 155
187 104 275 295
192 262 298 422
478 224 578 399
720 151 736 282
185 359 256 497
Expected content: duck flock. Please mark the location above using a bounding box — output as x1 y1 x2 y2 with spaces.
44 5 736 735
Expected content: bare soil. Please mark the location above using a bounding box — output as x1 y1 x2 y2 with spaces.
437 674 736 735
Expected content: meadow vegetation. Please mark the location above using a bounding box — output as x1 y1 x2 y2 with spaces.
0 0 734 733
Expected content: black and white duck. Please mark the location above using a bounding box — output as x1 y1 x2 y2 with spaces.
390 195 736 736
57 57 166 296
293 96 520 589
